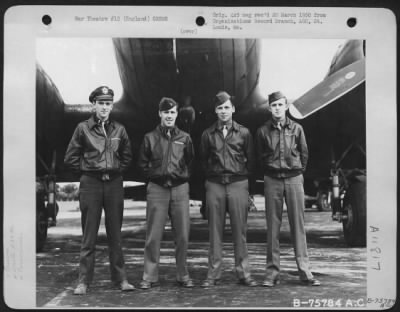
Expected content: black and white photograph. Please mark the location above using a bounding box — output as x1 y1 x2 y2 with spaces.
3 5 397 310
34 36 368 308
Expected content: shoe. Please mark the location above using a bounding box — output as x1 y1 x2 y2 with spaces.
239 277 258 287
139 280 157 289
262 278 280 287
302 278 320 286
120 280 135 291
201 279 217 288
73 283 88 295
177 279 195 288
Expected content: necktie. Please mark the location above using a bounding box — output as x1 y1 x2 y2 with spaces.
277 122 282 131
101 121 108 138
223 125 228 138
166 129 171 138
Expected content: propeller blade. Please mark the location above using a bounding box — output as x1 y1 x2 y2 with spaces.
289 58 365 119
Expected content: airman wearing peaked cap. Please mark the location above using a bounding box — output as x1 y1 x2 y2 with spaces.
65 85 134 294
89 86 114 103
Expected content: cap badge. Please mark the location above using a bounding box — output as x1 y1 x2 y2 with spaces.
102 87 108 94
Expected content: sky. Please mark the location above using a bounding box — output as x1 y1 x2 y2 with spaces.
36 38 123 103
36 38 345 104
259 39 345 100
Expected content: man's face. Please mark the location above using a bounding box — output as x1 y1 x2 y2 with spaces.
94 99 113 121
159 106 178 127
269 98 288 120
215 100 235 123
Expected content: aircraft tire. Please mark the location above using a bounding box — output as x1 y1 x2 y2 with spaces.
36 196 48 252
342 179 366 247
46 202 59 226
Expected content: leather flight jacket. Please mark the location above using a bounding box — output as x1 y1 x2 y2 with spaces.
64 115 133 179
256 117 308 179
200 121 254 184
138 125 194 187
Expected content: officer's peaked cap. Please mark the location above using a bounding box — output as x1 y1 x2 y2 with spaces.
89 86 114 103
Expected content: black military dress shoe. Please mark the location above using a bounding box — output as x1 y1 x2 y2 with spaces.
239 277 258 287
201 279 217 288
302 278 321 286
177 279 195 288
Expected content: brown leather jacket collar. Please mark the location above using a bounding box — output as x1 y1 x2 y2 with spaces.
210 120 239 134
158 124 178 138
271 117 292 129
88 115 115 130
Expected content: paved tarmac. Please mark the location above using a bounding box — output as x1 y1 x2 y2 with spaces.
36 196 367 308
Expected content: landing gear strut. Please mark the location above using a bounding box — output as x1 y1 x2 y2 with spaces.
329 143 366 247
36 151 58 251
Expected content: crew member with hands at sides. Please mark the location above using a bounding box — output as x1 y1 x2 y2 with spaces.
64 86 135 295
137 97 195 289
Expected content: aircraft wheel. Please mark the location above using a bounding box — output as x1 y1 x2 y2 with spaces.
46 202 59 227
37 198 48 252
342 180 366 247
316 191 331 211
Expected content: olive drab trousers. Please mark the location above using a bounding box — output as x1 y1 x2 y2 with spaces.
205 179 252 280
264 174 314 281
78 174 127 284
142 182 191 283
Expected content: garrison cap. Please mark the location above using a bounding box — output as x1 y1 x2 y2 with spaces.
214 91 234 107
268 91 286 104
89 86 114 103
159 97 178 111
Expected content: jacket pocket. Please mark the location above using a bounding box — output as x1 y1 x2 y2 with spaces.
231 153 246 173
84 151 99 158
83 151 100 169
110 137 121 152
171 142 186 166
112 152 120 169
234 153 247 163
262 153 273 163
149 159 162 168
148 159 162 176
290 149 302 168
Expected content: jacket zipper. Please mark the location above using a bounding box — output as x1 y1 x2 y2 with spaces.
102 122 108 170
222 129 226 172
162 133 172 177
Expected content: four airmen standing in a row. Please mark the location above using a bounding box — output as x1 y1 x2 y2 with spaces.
64 86 320 295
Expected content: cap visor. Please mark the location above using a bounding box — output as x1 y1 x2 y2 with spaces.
95 95 113 101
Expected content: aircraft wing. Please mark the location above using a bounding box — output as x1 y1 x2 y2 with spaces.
289 54 365 119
